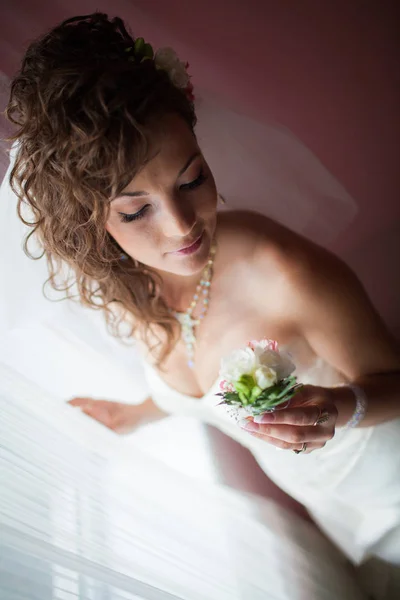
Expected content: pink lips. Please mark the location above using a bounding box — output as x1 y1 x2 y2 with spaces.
171 232 204 256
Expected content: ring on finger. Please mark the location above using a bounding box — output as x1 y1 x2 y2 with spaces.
293 442 307 454
313 410 330 426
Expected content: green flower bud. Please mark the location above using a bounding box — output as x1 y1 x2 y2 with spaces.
238 374 256 388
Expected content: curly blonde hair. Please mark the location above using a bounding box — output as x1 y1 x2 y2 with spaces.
5 12 197 364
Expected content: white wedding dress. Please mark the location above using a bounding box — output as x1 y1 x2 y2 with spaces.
1 361 369 600
143 353 400 596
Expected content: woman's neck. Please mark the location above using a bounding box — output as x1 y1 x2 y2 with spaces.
158 270 203 313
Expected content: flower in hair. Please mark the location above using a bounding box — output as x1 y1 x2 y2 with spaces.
125 38 194 101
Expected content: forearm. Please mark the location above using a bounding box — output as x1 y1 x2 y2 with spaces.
136 396 167 427
331 371 400 428
115 396 167 434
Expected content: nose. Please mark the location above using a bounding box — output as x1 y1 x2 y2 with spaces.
160 195 197 239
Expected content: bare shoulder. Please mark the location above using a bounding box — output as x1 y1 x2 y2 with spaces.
216 208 344 284
216 209 366 327
217 213 399 377
216 209 278 248
215 209 288 268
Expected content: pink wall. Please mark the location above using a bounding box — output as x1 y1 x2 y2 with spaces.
1 0 399 331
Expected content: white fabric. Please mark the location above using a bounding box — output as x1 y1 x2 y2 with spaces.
195 94 357 246
142 357 400 593
0 362 367 600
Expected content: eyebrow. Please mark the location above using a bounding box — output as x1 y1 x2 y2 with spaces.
113 152 201 200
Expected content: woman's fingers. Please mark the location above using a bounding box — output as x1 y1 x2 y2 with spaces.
68 397 94 408
253 405 322 426
68 398 116 428
239 419 334 443
237 385 338 453
246 432 325 453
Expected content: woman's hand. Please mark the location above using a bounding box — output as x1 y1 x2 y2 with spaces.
238 385 338 454
68 396 163 434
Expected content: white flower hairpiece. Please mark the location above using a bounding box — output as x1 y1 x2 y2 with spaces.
125 38 194 102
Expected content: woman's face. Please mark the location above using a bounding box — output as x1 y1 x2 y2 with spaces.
107 114 218 277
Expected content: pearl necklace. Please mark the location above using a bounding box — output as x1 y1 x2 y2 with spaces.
172 241 217 368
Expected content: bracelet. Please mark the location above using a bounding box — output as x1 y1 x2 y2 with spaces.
344 383 368 429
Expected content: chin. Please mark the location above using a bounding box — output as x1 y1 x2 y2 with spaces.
166 229 213 276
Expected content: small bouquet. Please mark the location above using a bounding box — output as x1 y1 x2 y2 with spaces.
217 339 300 417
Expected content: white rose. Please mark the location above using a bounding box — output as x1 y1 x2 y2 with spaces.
220 347 257 384
154 47 189 89
251 344 273 364
154 47 178 68
254 366 277 390
256 347 280 368
275 351 296 379
253 345 296 380
168 66 190 88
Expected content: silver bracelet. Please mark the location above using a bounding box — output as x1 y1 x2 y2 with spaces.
344 383 368 429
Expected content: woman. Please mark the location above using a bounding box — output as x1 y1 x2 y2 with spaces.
6 11 400 576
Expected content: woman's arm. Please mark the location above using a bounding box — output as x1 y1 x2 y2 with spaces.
273 236 400 427
239 224 400 452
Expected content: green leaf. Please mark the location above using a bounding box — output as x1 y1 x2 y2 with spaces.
238 391 249 406
256 383 281 400
134 38 145 55
250 385 262 402
234 381 252 399
218 374 299 414
224 392 240 402
276 381 297 400
143 43 154 58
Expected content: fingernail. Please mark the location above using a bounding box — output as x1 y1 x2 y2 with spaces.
254 413 275 424
238 418 258 432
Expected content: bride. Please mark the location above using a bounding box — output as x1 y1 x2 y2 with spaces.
5 10 400 583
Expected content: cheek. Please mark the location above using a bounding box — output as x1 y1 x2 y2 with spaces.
202 177 218 211
106 219 161 262
106 220 126 248
105 220 134 252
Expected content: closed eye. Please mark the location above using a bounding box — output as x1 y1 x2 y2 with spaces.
180 169 207 191
118 205 149 223
118 169 207 223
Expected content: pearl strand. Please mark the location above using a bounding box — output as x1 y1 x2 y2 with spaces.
173 242 216 368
